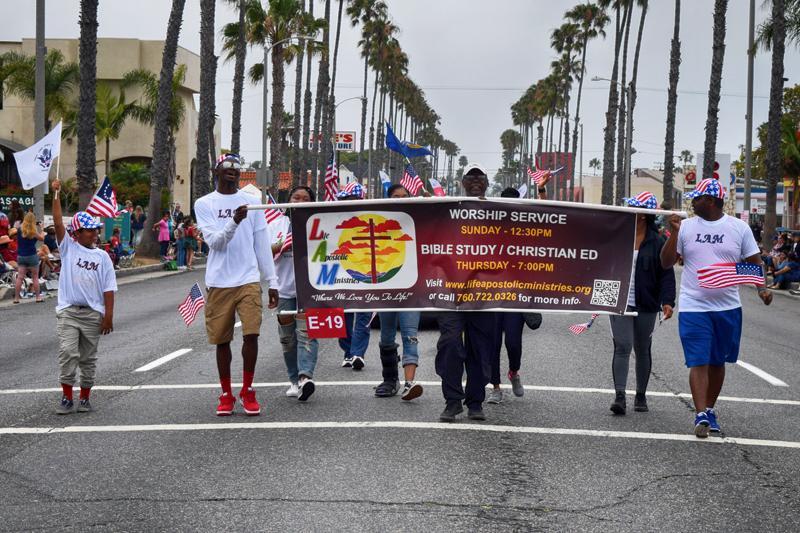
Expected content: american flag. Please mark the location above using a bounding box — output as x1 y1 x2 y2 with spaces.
429 178 446 197
527 166 550 187
568 314 600 335
86 176 120 218
265 192 284 224
273 232 293 260
178 282 205 326
698 262 765 289
400 163 424 196
324 152 339 201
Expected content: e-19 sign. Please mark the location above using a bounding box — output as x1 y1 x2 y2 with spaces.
305 307 347 339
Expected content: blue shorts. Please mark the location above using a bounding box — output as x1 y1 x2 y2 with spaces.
678 308 742 368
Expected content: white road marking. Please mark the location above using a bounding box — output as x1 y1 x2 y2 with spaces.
0 381 797 407
0 420 798 449
736 360 789 387
234 322 242 328
133 349 192 373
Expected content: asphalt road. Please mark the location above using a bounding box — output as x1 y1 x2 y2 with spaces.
0 269 798 531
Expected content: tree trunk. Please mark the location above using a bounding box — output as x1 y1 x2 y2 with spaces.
77 0 99 209
269 42 286 180
230 0 246 154
325 0 344 169
662 0 681 207
628 0 649 200
602 6 626 205
301 0 315 183
140 0 185 258
615 2 634 205
368 68 379 197
291 0 306 187
702 0 729 181
105 137 110 178
312 0 331 191
194 0 216 204
357 39 369 179
570 35 589 199
764 0 785 243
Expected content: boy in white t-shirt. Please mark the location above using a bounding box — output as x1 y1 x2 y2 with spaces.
50 179 118 415
661 179 771 438
194 154 278 416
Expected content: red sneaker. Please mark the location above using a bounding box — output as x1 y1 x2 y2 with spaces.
216 392 235 416
239 387 261 416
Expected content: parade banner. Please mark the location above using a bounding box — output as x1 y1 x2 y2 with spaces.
286 198 652 315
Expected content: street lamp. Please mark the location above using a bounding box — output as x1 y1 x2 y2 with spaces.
592 76 634 199
329 96 367 193
259 34 318 201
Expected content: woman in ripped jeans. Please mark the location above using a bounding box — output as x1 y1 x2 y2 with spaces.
271 186 319 402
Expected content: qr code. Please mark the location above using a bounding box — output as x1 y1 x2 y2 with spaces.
591 279 621 307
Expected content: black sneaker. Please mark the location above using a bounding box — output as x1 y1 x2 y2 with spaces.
77 398 93 413
439 402 463 422
352 356 365 371
610 391 626 415
341 358 353 368
56 396 74 415
633 392 648 412
467 407 486 421
298 377 315 402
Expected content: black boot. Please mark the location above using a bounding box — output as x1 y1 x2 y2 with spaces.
610 391 627 415
634 392 648 412
375 344 400 397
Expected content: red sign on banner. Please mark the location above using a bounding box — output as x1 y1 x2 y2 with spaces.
306 308 347 338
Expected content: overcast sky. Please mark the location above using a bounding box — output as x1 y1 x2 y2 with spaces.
4 0 798 179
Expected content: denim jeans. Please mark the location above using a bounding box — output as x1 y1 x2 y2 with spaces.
176 238 186 267
339 312 373 358
277 297 319 382
379 311 420 366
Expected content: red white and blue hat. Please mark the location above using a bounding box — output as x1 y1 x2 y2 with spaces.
684 178 726 199
623 191 658 209
337 182 364 199
70 211 104 232
215 153 243 170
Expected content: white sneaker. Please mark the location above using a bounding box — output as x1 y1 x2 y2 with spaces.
298 377 316 402
285 383 299 397
341 358 354 368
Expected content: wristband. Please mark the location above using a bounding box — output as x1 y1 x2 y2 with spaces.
537 187 546 194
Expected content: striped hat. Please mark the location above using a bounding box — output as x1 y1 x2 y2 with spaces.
70 211 103 231
684 178 726 199
623 191 658 209
215 153 243 170
337 183 364 199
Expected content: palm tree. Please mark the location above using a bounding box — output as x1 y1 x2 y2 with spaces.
763 0 786 242
195 0 217 202
615 1 635 205
566 3 609 194
63 83 136 178
627 0 648 190
0 49 78 131
662 0 682 205
325 0 345 167
77 0 99 208
222 0 247 154
702 0 729 181
589 157 601 175
130 0 186 258
312 0 332 188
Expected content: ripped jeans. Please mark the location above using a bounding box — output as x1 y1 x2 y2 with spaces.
379 311 420 366
277 297 319 383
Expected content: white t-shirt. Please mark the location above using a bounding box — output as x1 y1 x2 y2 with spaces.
56 236 118 315
270 215 296 299
627 250 639 308
677 214 760 312
194 190 278 289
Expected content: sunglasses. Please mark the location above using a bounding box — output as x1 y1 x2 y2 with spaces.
217 160 242 170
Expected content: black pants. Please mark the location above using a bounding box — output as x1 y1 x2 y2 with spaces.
435 311 496 409
490 312 524 385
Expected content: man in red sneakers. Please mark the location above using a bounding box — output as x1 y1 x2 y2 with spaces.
195 154 278 416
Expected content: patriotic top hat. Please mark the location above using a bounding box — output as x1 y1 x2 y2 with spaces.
684 178 726 200
623 191 658 209
70 211 103 232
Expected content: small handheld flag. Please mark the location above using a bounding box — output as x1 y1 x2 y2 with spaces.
697 263 765 289
324 152 339 201
86 176 120 218
274 231 293 260
527 166 550 187
429 178 445 197
568 314 600 335
400 163 424 196
178 283 205 326
264 192 284 224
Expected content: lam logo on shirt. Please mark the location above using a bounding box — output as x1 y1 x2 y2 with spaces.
76 258 100 271
217 209 234 219
695 233 724 244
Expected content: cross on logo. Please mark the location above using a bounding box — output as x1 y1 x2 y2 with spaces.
351 218 392 284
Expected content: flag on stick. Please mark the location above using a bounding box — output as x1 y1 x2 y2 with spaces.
400 163 424 196
324 152 339 201
527 166 550 187
568 314 600 335
274 232 293 260
429 178 445 197
13 121 62 190
264 192 284 224
86 176 120 218
178 283 205 326
697 263 765 289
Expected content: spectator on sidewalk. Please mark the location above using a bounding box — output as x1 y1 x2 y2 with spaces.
50 178 117 415
174 218 186 269
153 212 171 259
769 252 800 290
14 212 44 303
131 206 146 247
183 217 198 270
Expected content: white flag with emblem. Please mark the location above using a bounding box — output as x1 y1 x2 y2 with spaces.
517 183 528 198
13 122 62 190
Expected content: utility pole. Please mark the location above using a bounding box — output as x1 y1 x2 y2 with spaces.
744 0 756 214
33 0 46 220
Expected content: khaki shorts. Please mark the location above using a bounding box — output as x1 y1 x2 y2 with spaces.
205 283 263 344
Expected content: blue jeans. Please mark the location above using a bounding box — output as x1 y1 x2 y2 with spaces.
339 312 373 358
277 298 319 382
379 311 420 366
176 238 186 267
